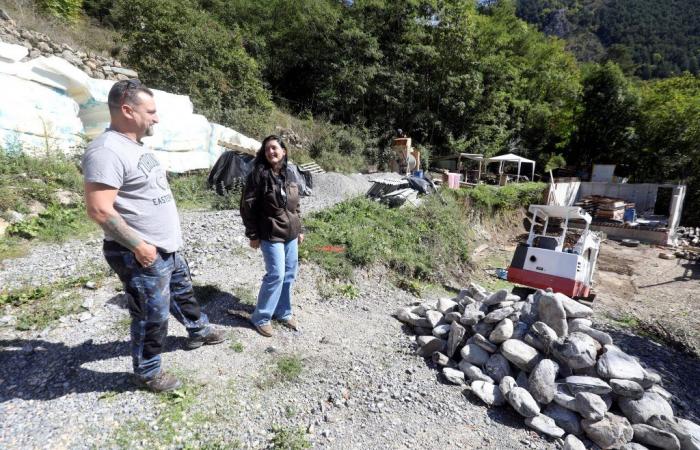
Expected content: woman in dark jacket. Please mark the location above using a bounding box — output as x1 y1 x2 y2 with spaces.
240 135 304 337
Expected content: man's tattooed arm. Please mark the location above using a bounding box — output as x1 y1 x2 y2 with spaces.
102 212 143 251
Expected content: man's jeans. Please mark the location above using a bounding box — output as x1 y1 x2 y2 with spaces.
103 241 210 380
251 239 298 327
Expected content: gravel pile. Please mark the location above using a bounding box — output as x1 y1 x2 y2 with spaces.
396 284 700 450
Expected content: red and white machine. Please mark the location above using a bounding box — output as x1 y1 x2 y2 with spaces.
507 205 601 298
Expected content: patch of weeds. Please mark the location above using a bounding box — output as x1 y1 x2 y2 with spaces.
98 391 120 402
8 204 96 241
236 286 258 306
268 425 311 450
284 404 297 418
608 313 640 328
276 355 303 382
168 172 241 211
230 340 244 353
113 315 131 335
336 283 359 299
463 182 548 213
395 277 422 297
0 236 29 260
257 354 304 389
299 195 472 282
110 382 203 448
1 274 103 330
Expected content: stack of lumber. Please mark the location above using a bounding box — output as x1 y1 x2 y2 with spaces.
574 195 633 222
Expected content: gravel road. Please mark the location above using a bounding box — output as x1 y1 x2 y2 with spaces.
0 173 558 449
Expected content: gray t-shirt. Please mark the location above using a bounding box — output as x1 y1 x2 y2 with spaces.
82 130 183 252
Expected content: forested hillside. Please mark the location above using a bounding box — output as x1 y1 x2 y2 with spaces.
9 0 700 225
516 0 700 79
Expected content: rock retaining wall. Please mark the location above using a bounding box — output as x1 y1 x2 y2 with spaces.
0 11 136 80
396 285 700 449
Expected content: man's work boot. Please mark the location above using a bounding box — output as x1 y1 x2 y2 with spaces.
134 371 182 393
185 328 226 350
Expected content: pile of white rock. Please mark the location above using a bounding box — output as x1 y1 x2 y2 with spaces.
395 284 700 450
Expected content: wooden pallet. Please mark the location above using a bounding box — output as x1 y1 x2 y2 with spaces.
298 161 325 174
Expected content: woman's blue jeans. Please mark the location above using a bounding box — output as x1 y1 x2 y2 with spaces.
251 238 298 326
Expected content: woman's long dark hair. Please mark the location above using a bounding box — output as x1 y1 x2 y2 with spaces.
254 135 289 170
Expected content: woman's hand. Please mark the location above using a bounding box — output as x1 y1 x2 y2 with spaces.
298 233 305 245
249 239 260 249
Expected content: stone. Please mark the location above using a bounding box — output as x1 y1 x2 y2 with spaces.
437 298 458 314
110 66 138 77
597 345 645 381
432 352 450 367
621 444 650 450
528 359 559 404
551 332 598 369
93 70 105 80
27 199 45 216
582 413 634 449
472 321 494 337
459 310 484 326
395 308 430 328
640 369 662 389
649 385 674 402
507 387 540 418
484 306 514 323
425 310 444 328
525 414 565 438
619 392 674 424
0 217 9 237
539 292 568 337
512 321 529 340
576 392 608 420
573 324 613 346
501 339 542 372
484 353 512 383
569 318 593 329
444 311 461 323
37 41 51 53
432 324 451 338
471 333 498 353
442 367 466 385
676 417 700 450
484 289 508 306
525 321 558 352
610 379 644 400
458 360 494 383
555 292 593 318
633 424 680 450
460 343 490 366
565 376 612 395
499 376 516 397
520 300 539 325
544 402 582 435
515 371 529 391
648 415 700 450
489 318 513 344
54 189 80 206
470 380 506 407
447 321 466 357
416 336 446 357
563 434 586 450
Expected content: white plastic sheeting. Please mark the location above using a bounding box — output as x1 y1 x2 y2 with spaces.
0 74 83 155
209 123 261 165
0 44 259 172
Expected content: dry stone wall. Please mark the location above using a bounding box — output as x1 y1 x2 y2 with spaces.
396 285 700 450
0 12 137 80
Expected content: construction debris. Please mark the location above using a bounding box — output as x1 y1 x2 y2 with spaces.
575 195 633 222
395 284 700 449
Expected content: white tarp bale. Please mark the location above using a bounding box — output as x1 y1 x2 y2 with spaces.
209 123 261 165
152 150 210 173
0 74 83 155
0 42 28 63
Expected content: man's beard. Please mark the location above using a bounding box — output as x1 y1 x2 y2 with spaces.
145 124 155 137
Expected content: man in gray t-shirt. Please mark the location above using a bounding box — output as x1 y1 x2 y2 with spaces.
83 80 224 392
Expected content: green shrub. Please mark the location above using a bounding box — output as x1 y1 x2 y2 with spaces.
300 194 471 282
37 0 83 21
463 182 547 212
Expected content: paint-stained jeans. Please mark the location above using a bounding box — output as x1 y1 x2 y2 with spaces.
103 241 210 380
251 239 298 327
